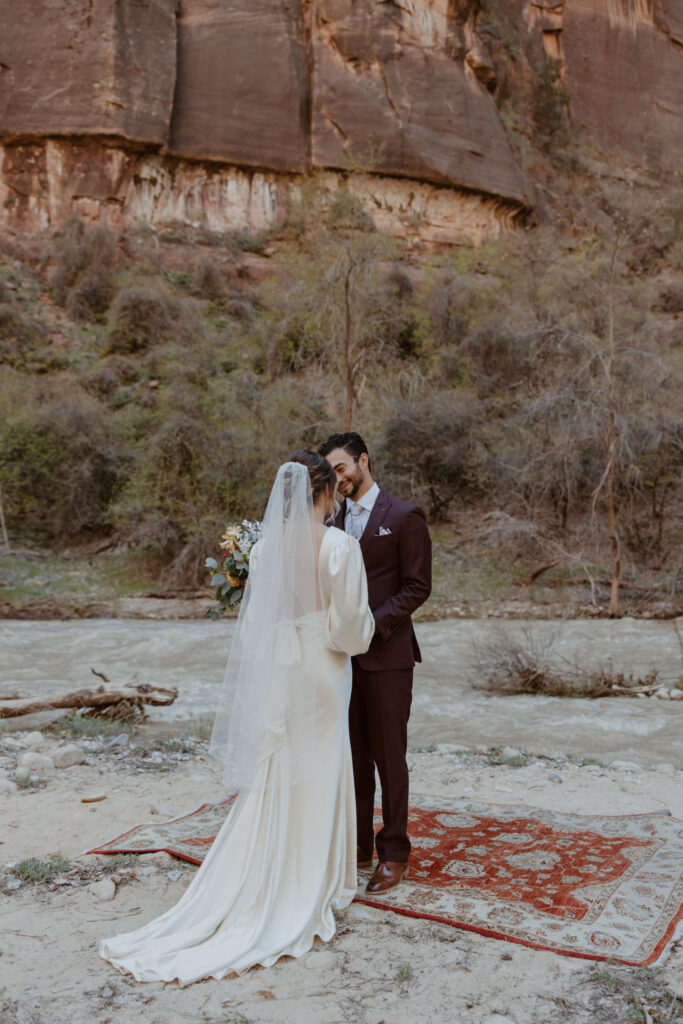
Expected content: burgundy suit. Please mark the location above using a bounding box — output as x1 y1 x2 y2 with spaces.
334 489 432 862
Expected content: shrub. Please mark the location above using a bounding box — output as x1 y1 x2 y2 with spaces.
105 286 175 354
66 267 116 322
51 219 117 317
0 304 42 368
381 392 484 519
192 256 227 302
0 391 124 539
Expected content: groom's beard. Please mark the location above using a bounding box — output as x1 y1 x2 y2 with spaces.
337 466 365 502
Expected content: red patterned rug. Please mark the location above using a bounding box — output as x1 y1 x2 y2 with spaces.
88 796 683 966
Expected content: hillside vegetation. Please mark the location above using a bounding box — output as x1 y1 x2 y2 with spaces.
0 167 681 615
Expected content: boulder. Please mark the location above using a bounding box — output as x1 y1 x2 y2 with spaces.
23 731 46 750
53 744 86 769
18 751 55 774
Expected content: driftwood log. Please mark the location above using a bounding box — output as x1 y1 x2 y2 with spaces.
0 683 178 720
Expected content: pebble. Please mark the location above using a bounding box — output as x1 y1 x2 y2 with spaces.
548 772 563 783
654 763 675 773
167 870 184 882
53 744 86 769
670 689 683 701
18 751 55 774
502 747 522 758
141 865 157 876
23 731 46 750
89 878 116 901
14 765 32 781
655 687 672 699
104 734 130 749
609 760 641 772
0 777 17 794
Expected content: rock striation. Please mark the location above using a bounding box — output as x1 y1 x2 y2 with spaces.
0 0 681 243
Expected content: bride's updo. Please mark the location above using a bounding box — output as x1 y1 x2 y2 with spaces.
289 450 337 507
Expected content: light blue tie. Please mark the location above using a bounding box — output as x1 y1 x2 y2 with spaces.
348 502 364 540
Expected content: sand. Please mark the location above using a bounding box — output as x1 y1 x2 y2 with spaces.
1 724 682 1024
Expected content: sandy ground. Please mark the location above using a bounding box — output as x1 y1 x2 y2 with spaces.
1 722 682 1024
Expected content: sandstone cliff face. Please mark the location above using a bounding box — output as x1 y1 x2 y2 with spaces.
0 0 681 244
527 0 683 164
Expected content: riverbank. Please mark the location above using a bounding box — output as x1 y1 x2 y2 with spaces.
1 541 679 623
1 721 682 1024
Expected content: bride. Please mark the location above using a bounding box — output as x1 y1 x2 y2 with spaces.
99 452 375 985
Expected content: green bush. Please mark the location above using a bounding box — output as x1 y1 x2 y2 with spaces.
105 286 175 354
51 218 117 318
0 304 42 368
0 391 124 539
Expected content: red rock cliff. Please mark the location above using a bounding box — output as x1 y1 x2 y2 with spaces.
0 0 681 244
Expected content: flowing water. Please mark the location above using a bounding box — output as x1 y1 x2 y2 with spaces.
1 618 681 765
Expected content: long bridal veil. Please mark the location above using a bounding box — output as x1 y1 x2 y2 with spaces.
209 461 322 791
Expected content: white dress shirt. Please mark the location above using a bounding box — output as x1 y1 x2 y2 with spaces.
344 482 380 540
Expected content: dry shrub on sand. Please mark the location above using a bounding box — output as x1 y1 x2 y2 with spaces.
476 625 660 697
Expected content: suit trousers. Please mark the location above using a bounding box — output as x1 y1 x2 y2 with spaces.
348 663 413 863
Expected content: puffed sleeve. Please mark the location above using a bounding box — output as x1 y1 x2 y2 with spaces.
326 535 375 656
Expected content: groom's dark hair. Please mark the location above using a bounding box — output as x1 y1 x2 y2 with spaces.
319 432 372 472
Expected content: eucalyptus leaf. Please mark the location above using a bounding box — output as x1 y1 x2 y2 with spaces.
228 588 243 607
205 557 218 569
212 573 227 587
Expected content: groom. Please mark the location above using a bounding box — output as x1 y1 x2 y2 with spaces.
319 432 432 893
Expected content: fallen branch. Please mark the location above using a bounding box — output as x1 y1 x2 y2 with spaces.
519 561 559 585
0 683 178 720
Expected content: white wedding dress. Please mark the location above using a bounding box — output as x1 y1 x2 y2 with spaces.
100 526 374 985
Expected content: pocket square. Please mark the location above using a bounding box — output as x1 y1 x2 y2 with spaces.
377 526 392 536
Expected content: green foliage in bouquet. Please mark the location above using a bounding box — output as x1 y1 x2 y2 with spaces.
205 519 262 619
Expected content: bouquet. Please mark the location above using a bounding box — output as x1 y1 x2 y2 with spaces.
205 519 262 619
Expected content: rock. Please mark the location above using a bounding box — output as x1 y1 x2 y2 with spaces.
23 731 45 750
655 687 672 699
14 765 32 781
104 734 130 749
502 747 522 759
148 852 175 867
53 744 86 769
140 865 157 876
167 870 184 882
609 760 642 772
0 0 176 144
654 763 675 773
669 688 683 701
18 751 54 774
548 772 563 783
2 736 26 749
89 878 116 901
0 777 17 794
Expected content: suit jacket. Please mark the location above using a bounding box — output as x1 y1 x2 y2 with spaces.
334 489 432 671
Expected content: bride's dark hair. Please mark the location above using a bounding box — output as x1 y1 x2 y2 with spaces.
289 450 337 508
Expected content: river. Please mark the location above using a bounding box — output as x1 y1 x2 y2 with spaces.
1 617 681 765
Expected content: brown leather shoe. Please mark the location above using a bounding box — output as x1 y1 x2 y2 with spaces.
366 860 408 893
357 846 373 868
